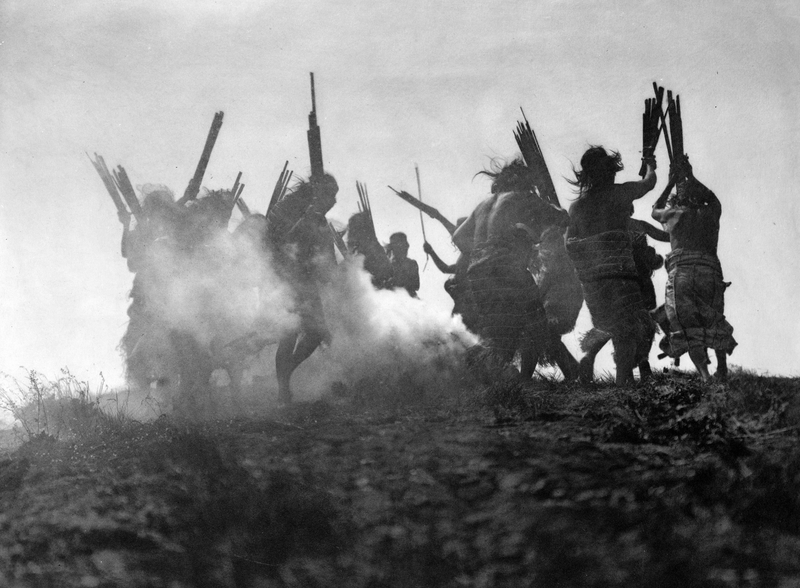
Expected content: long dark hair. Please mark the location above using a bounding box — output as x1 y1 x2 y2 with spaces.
476 157 538 194
568 146 623 197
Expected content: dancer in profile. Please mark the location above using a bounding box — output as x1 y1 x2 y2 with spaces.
652 156 736 380
266 175 339 404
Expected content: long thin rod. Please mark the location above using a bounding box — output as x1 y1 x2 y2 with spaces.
414 164 427 243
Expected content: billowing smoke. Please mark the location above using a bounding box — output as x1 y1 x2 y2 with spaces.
123 186 477 413
291 254 478 398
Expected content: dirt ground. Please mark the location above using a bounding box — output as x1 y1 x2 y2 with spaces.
1 370 800 587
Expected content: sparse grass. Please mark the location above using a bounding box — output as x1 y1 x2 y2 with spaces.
3 364 800 586
0 368 134 442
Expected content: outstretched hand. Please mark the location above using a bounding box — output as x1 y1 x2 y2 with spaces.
118 210 132 226
423 242 433 255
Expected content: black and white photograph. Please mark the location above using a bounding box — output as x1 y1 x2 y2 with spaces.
1 1 799 585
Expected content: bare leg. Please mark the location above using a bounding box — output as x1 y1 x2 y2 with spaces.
519 348 536 379
714 350 728 381
635 335 655 382
688 346 712 381
612 338 637 386
579 330 612 384
550 338 579 382
638 360 653 381
275 330 324 404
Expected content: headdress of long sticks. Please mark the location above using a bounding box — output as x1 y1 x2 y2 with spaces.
267 161 293 215
356 181 375 230
87 152 139 220
513 108 559 206
329 221 349 258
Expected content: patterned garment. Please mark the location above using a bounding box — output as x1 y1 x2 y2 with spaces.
663 249 737 357
566 231 653 345
466 243 548 362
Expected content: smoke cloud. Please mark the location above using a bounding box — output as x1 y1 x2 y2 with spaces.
292 254 478 398
122 192 477 414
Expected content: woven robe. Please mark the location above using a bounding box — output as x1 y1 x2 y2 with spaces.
663 249 736 357
466 242 547 362
566 230 653 346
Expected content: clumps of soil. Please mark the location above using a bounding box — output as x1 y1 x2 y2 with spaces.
2 368 800 587
0 418 341 587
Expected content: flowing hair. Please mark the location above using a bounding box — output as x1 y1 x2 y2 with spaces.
567 146 624 198
475 157 538 194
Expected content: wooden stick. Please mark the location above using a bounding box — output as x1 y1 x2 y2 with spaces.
112 165 143 219
279 170 293 202
329 221 349 258
514 108 560 206
387 186 457 236
307 73 324 179
236 196 252 216
414 164 427 243
267 161 290 215
233 183 245 208
87 152 128 216
652 83 673 164
178 111 224 206
230 171 242 205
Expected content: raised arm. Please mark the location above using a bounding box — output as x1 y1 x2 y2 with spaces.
628 218 670 242
651 173 678 223
423 242 457 274
619 158 657 202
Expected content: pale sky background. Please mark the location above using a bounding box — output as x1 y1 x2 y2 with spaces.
1 0 799 389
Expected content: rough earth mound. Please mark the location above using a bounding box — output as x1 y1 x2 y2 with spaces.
1 371 800 587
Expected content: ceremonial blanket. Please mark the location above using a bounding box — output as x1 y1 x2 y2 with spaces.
466 243 547 361
566 230 652 342
663 249 737 357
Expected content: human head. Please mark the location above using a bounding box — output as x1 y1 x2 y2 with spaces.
311 173 339 214
388 232 409 258
346 211 374 248
192 189 233 232
668 175 715 209
570 146 624 194
477 157 538 194
284 173 339 214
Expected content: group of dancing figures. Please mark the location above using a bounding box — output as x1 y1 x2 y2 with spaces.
116 173 425 411
435 147 736 387
114 120 737 413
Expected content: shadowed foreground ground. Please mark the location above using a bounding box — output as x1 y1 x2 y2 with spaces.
1 370 800 587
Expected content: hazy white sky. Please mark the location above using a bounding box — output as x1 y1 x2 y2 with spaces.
1 0 799 386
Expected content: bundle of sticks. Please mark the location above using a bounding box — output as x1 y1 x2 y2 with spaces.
356 181 374 230
513 108 559 206
87 153 143 222
266 161 293 215
387 186 457 236
647 82 685 166
229 171 247 214
328 221 348 258
177 111 225 206
639 84 664 176
91 111 227 222
666 89 684 162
